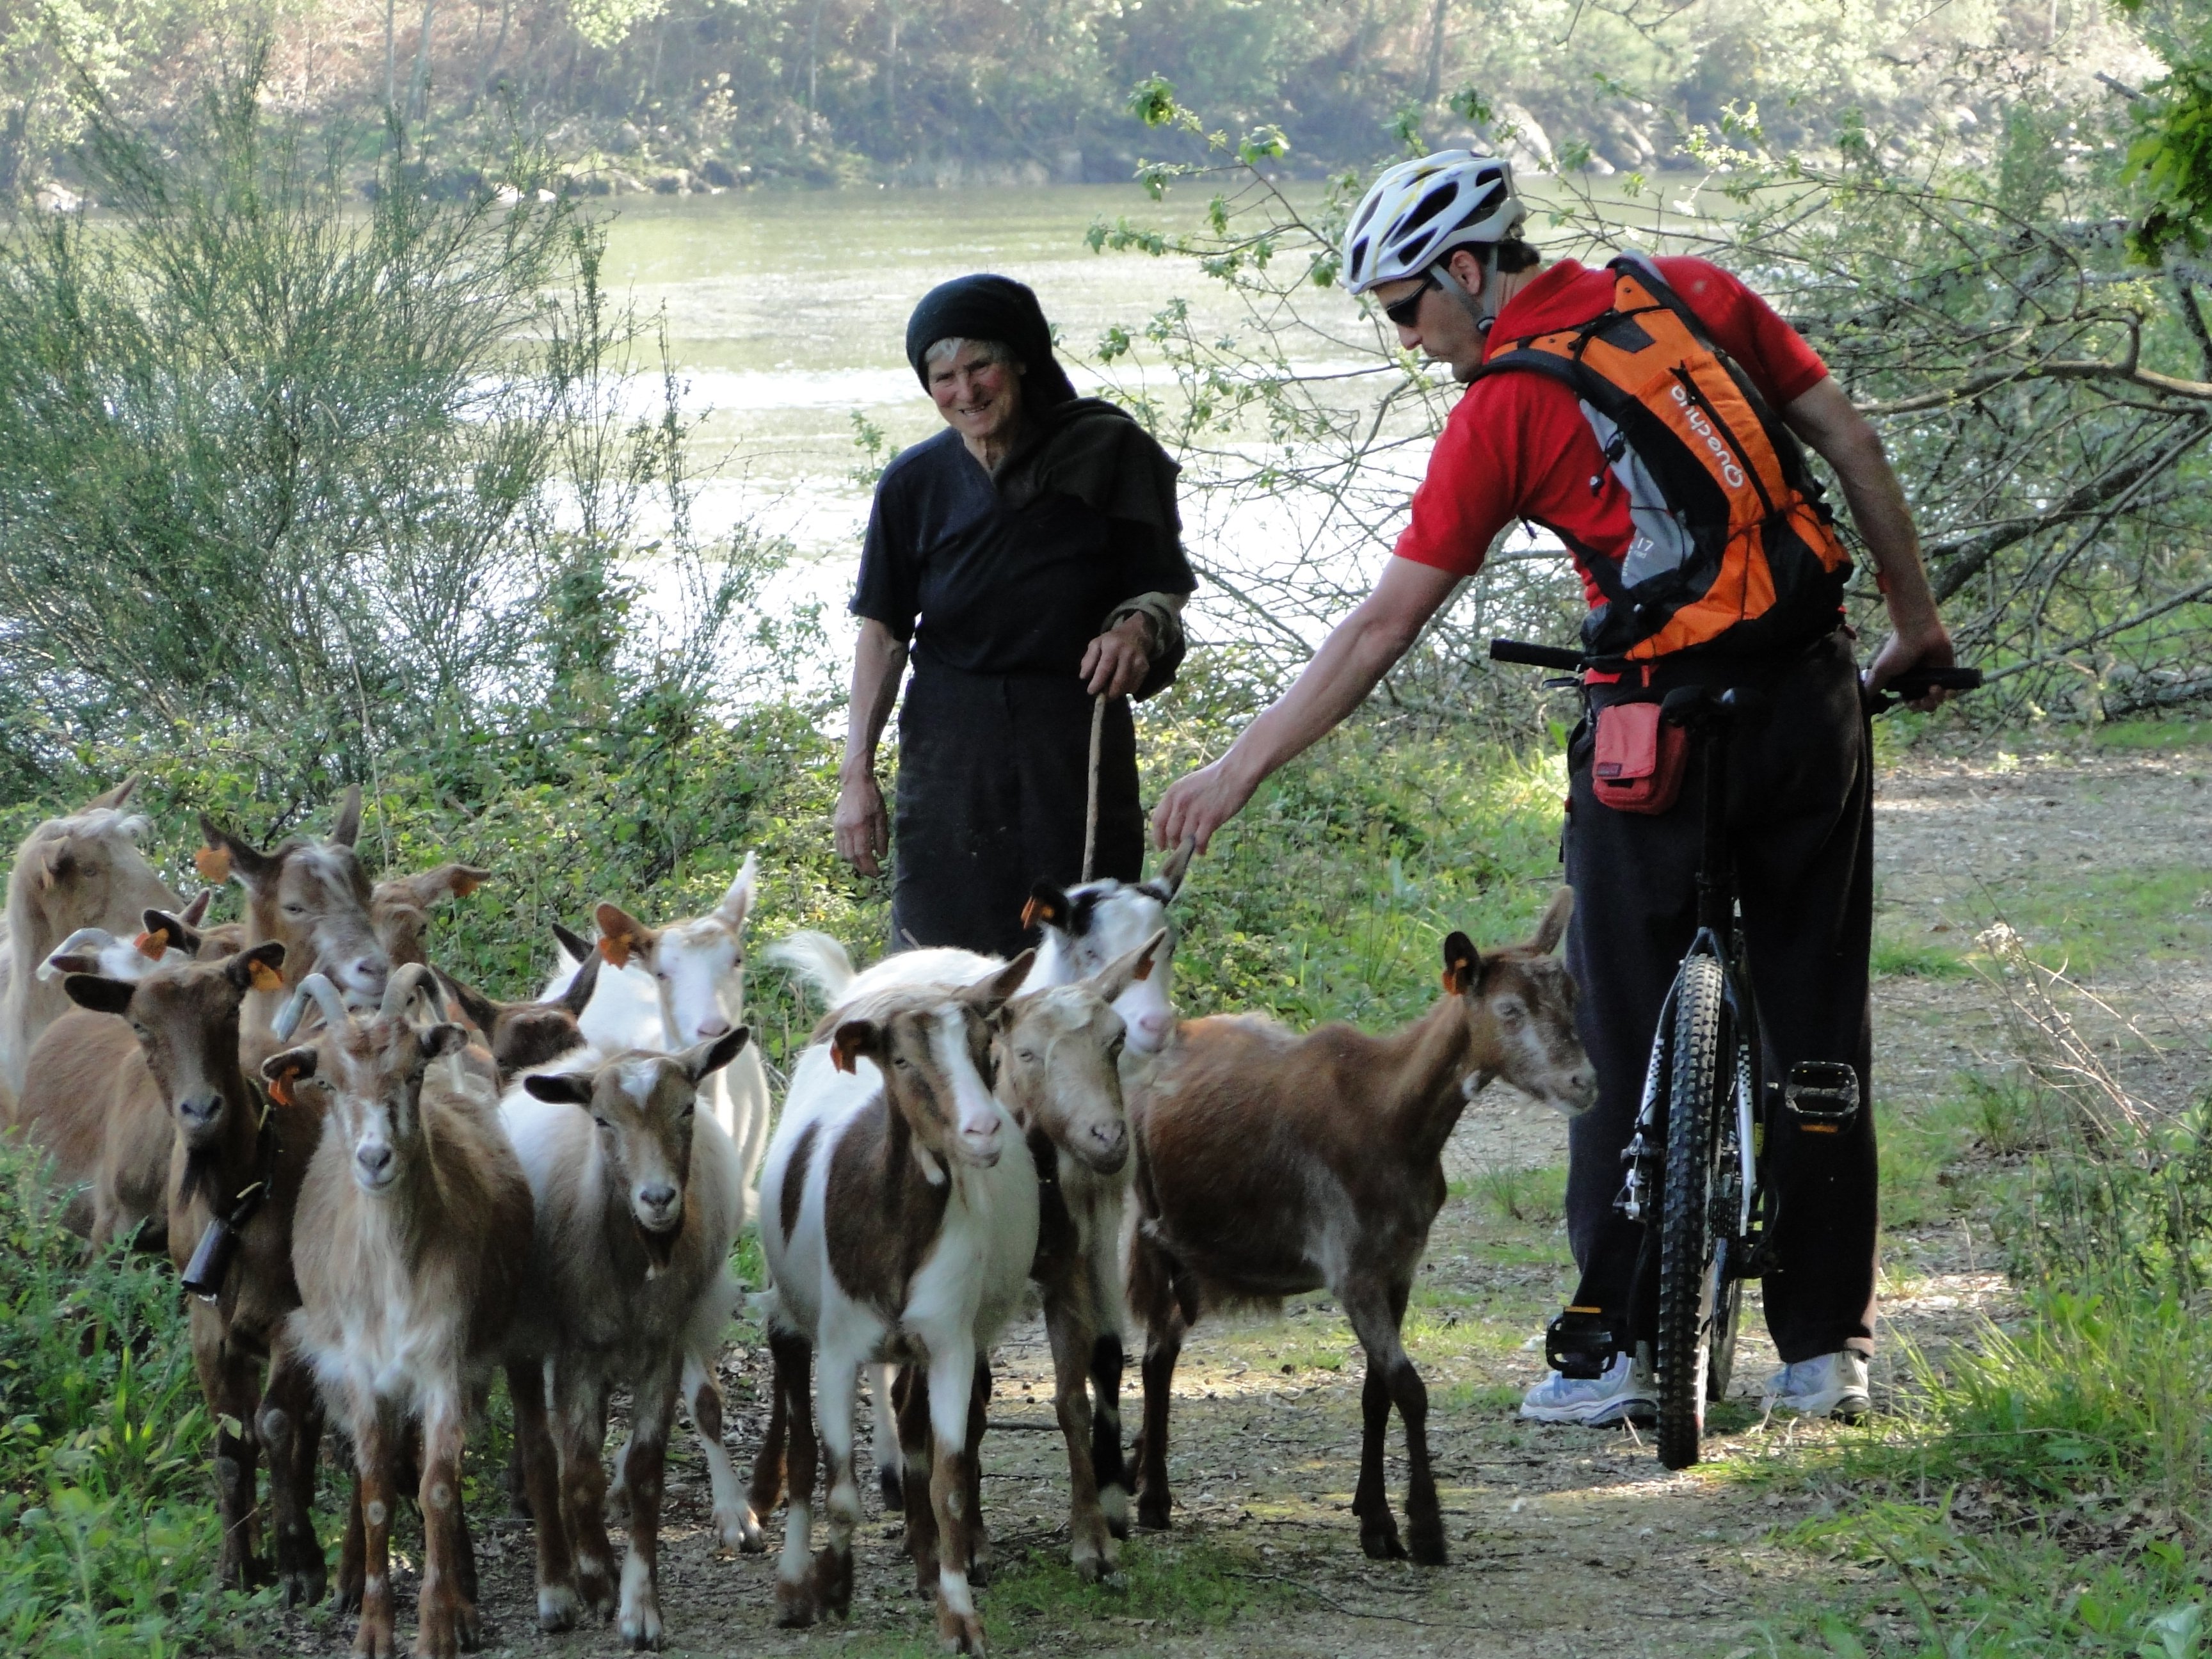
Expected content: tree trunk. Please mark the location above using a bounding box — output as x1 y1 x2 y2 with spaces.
481 0 512 97
385 0 398 109
806 1 822 116
408 0 438 120
1421 0 1451 107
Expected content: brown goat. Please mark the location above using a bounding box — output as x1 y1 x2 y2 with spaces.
197 785 391 1055
0 779 178 1113
433 944 601 1084
20 904 240 1249
62 940 331 1602
371 864 491 968
273 966 535 1659
1126 892 1595 1567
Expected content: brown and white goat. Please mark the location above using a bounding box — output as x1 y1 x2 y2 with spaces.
1126 892 1596 1566
0 779 179 1112
197 785 392 1054
369 863 490 968
271 966 535 1659
767 929 1166 1583
61 941 332 1602
500 1030 751 1650
757 959 1036 1655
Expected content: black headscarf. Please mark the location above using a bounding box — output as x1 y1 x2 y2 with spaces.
904 273 1079 409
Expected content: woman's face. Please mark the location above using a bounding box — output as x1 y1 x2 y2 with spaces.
927 344 1023 447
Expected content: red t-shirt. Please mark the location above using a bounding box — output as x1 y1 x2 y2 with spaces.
1391 257 1830 602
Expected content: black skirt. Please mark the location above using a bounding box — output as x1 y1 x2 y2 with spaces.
888 664 1142 958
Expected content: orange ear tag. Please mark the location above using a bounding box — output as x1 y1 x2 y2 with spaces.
1019 897 1043 931
194 846 232 883
246 958 285 994
134 929 170 961
268 1073 294 1108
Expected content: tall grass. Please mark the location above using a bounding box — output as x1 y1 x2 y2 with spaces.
0 1146 228 1657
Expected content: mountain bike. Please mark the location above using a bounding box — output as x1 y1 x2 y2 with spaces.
1489 638 1981 1469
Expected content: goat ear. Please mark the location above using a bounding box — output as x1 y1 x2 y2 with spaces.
551 922 593 963
555 946 602 1016
966 949 1036 1018
44 951 104 979
260 1045 320 1107
714 853 758 933
595 903 655 970
1087 927 1169 1004
179 889 214 927
1441 931 1482 997
196 817 276 888
383 864 488 910
79 776 137 812
421 1022 471 1060
141 907 203 959
63 974 138 1016
226 942 288 995
830 1020 881 1075
33 837 76 889
1151 834 1197 900
1021 881 1073 934
685 1025 751 1082
433 966 501 1037
329 785 364 848
1531 887 1574 956
524 1071 595 1107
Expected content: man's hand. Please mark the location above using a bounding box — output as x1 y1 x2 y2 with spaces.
1866 620 1956 712
1081 613 1152 698
835 771 891 876
1151 756 1260 857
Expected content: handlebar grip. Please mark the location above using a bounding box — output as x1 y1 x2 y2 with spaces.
1489 638 1589 673
1880 666 1984 698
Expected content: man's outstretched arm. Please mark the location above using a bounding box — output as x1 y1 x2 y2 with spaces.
1152 558 1463 852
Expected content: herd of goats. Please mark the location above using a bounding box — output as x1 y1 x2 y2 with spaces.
0 779 1596 1656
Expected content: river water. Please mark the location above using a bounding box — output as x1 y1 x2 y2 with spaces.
590 179 1697 682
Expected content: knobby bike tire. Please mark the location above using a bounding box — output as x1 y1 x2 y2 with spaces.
1706 1039 1752 1407
1656 954 1726 1470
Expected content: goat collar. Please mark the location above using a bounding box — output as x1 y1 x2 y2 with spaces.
179 1107 281 1302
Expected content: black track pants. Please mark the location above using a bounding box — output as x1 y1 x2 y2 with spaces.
1560 631 1877 1365
888 664 1142 959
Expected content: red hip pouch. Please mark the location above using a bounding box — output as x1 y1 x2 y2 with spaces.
1592 701 1689 815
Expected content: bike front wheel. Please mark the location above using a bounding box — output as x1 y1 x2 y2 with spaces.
1656 954 1727 1470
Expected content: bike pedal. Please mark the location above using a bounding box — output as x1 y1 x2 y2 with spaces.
1544 1307 1619 1380
1784 1060 1861 1132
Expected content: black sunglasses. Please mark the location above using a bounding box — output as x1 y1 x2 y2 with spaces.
1382 269 1443 328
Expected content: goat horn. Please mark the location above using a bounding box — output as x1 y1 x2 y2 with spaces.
38 928 117 981
270 983 312 1041
380 962 439 1022
299 973 354 1036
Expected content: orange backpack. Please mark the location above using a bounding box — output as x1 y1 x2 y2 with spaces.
1467 255 1852 662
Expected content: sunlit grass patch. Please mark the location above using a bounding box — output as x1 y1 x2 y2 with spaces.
1468 1162 1569 1225
1870 934 1968 979
977 1532 1290 1648
1978 864 2212 974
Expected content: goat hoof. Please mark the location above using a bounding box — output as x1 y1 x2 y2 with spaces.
1134 1498 1171 1532
537 1584 581 1633
1359 1525 1408 1561
734 1509 767 1554
604 1483 632 1526
352 1614 398 1659
279 1563 327 1610
618 1603 664 1651
330 1580 364 1617
1409 1527 1447 1567
935 1603 987 1655
773 1580 817 1629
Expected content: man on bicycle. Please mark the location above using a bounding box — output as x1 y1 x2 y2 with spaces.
1152 148 1955 1425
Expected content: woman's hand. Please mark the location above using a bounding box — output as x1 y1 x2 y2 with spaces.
1081 613 1153 698
835 771 891 876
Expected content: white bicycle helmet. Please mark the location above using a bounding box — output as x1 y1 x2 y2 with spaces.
1342 150 1527 295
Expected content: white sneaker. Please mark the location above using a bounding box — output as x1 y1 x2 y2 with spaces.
1519 1352 1656 1425
1762 1351 1870 1420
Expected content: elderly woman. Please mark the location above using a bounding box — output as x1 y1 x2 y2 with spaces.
834 273 1196 956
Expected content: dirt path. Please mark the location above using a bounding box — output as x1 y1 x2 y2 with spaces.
254 739 2212 1659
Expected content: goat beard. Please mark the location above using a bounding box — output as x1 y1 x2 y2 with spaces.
632 1214 682 1276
